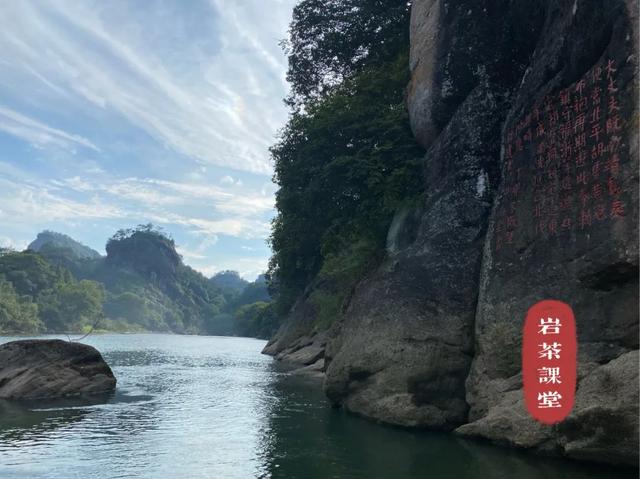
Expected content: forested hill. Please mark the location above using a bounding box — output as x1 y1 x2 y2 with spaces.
0 225 275 338
28 231 101 260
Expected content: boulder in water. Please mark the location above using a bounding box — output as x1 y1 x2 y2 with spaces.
0 339 116 399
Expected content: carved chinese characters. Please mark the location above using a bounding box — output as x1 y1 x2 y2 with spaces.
495 59 627 253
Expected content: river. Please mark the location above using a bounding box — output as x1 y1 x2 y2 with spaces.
0 334 635 479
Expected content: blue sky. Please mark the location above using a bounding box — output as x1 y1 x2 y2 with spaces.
0 0 297 280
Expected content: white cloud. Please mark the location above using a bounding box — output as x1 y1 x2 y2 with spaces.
0 167 273 240
177 236 219 261
0 105 99 152
0 0 295 174
61 175 275 218
166 216 270 239
0 178 123 222
176 247 207 261
0 235 27 251
0 0 292 276
219 175 244 187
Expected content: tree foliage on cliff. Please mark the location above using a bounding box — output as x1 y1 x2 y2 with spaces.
268 0 424 316
84 225 230 334
210 270 248 293
285 0 411 106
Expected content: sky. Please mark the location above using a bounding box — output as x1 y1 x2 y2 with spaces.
0 0 297 280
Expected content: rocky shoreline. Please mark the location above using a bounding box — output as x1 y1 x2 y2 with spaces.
265 340 639 468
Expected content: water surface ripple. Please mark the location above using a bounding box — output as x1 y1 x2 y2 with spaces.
0 334 634 479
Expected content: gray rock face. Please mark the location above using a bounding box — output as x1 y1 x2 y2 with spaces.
323 88 502 429
323 0 544 430
0 339 116 399
407 0 544 150
460 0 639 466
458 351 639 466
265 0 639 467
291 358 325 380
262 291 327 370
262 295 317 358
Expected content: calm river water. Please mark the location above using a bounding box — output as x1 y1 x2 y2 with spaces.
0 334 635 479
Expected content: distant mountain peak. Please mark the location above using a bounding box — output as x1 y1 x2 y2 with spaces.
28 231 101 259
210 270 248 293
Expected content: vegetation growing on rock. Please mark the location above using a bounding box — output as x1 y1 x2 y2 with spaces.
268 0 424 325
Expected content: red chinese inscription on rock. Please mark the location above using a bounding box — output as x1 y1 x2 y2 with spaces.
495 58 627 253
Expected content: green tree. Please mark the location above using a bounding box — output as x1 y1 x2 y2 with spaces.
104 291 148 323
0 234 269 336
269 53 424 315
267 0 423 322
39 280 105 332
234 302 279 339
106 224 181 280
0 250 60 297
0 277 43 333
285 0 412 106
210 270 248 293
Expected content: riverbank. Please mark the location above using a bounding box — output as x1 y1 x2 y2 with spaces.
264 339 640 471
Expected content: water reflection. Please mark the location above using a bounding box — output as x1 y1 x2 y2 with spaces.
257 367 637 479
0 389 158 446
0 399 91 445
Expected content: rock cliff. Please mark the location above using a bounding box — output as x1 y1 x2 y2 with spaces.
264 0 638 466
453 0 639 467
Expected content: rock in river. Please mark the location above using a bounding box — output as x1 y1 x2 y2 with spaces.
0 339 116 399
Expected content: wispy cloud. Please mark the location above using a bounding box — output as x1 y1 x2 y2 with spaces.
0 177 123 222
177 235 219 261
0 0 294 280
60 175 275 221
0 0 294 174
0 106 99 152
0 235 28 251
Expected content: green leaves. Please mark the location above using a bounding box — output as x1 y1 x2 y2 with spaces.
0 277 43 334
0 250 105 334
233 301 278 339
0 232 272 336
268 0 425 322
39 280 105 332
285 0 412 107
269 50 424 316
